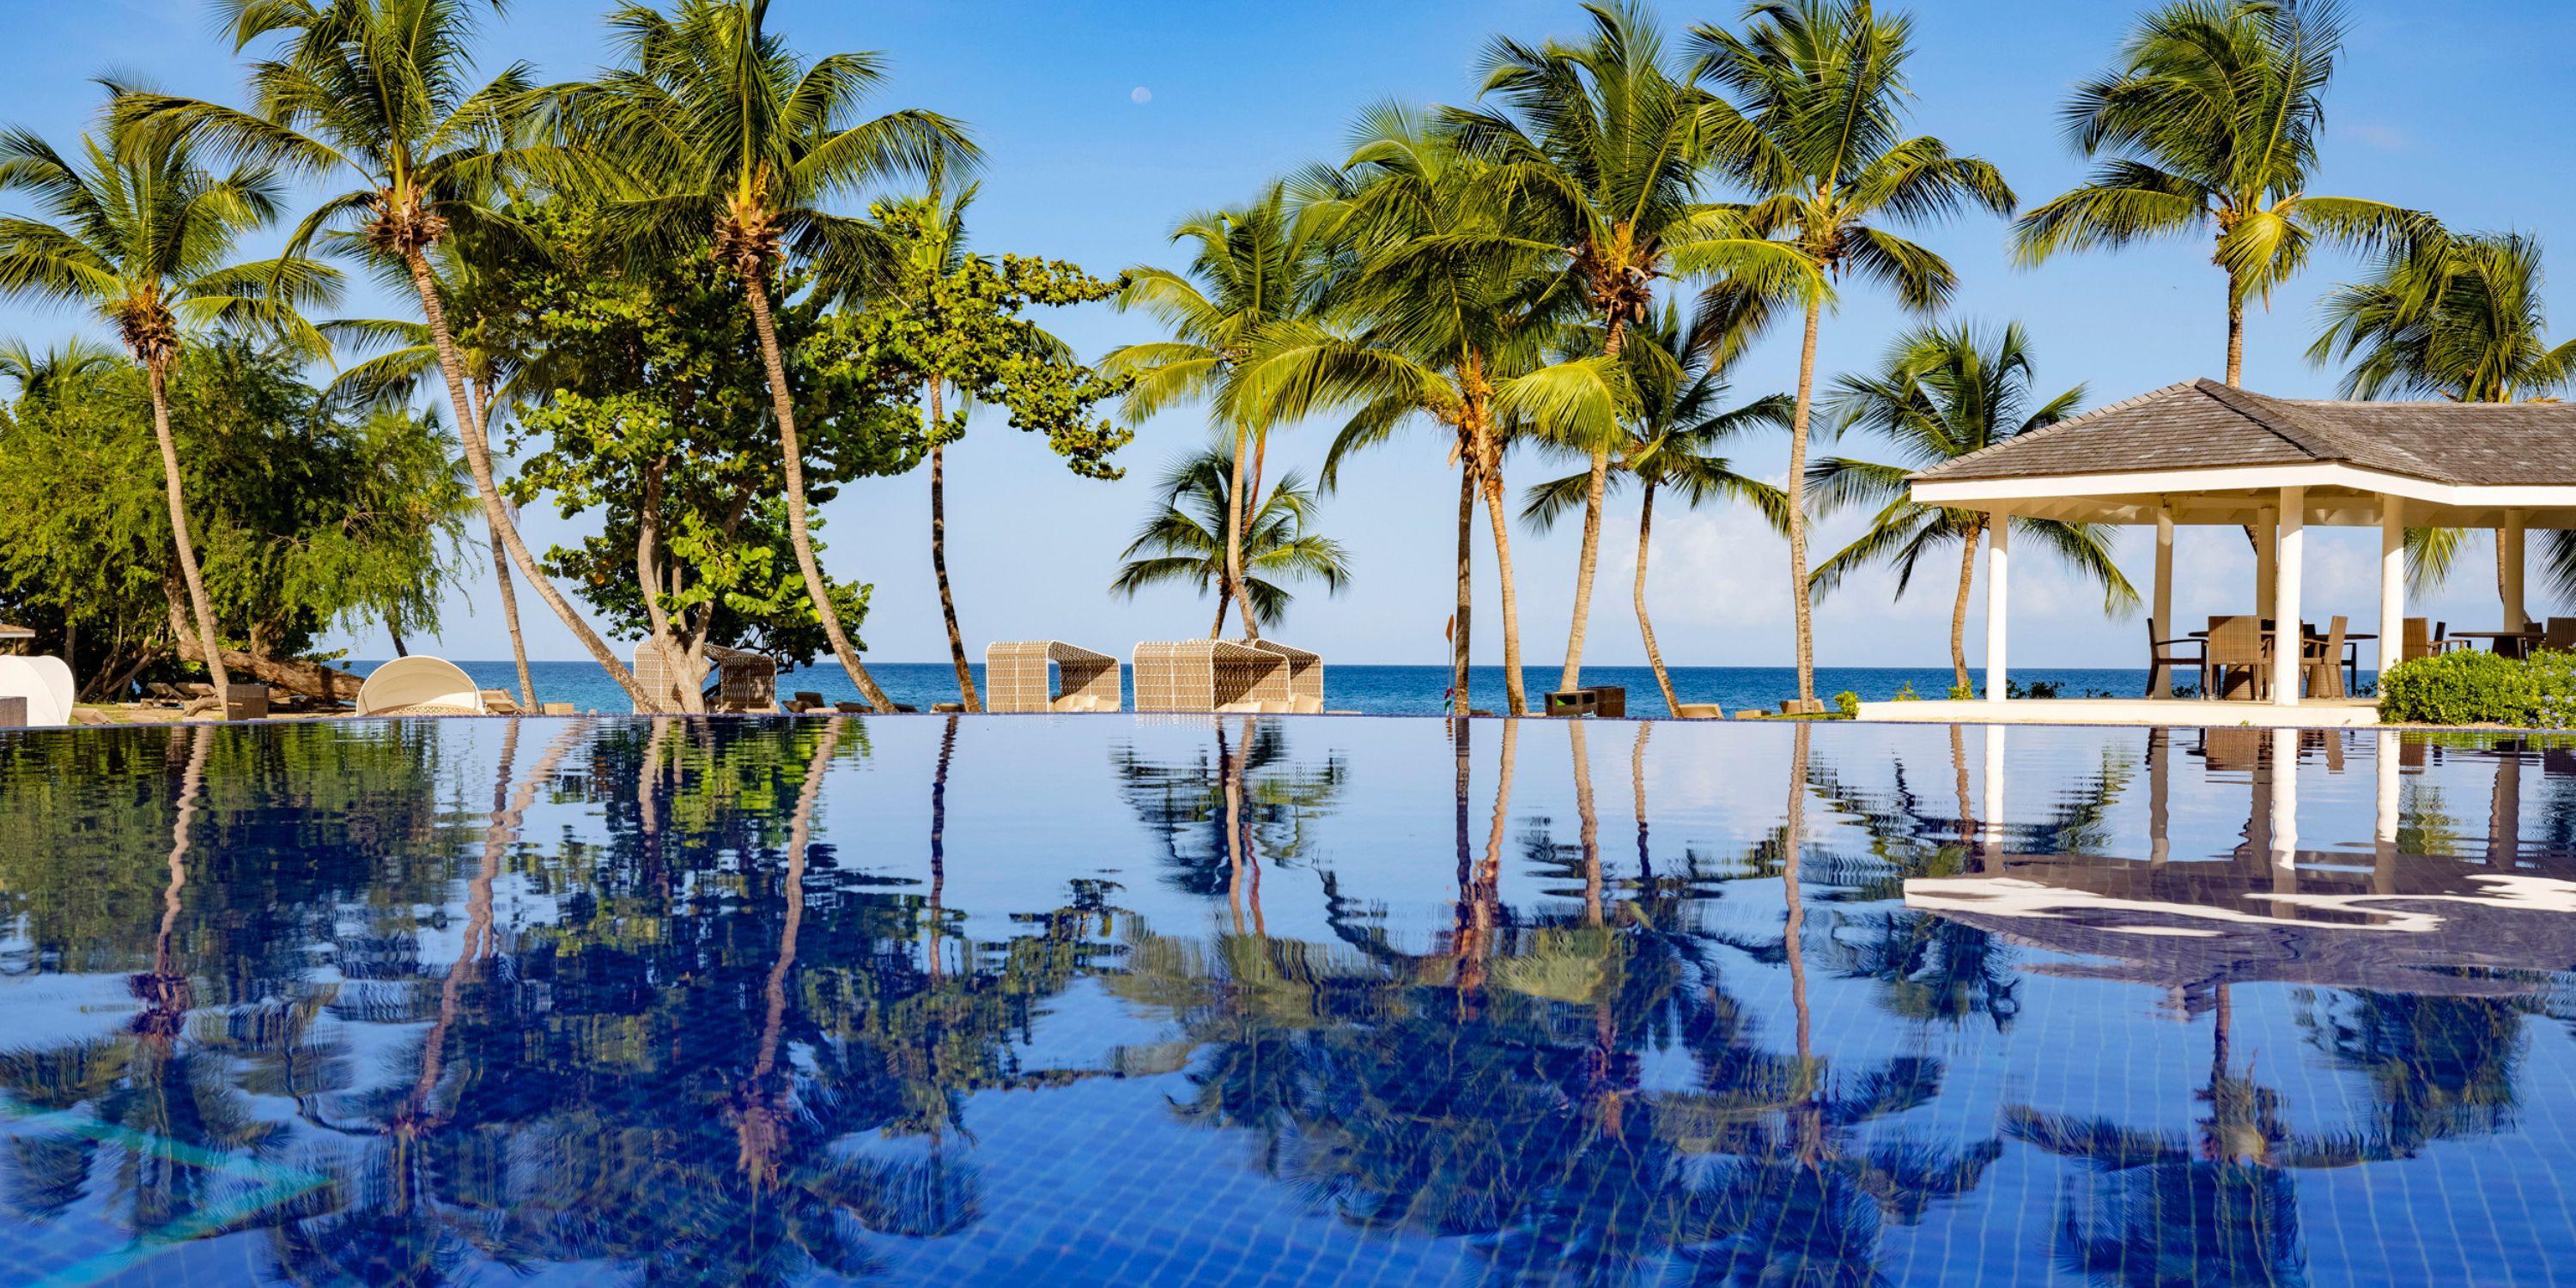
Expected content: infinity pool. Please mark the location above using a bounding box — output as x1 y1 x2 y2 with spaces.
1 715 2571 1286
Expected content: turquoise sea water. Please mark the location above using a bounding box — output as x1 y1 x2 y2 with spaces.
392 658 2306 717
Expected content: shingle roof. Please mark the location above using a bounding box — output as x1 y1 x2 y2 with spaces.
1911 378 2576 487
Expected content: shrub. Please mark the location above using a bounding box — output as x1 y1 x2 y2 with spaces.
1834 690 1861 718
1947 683 1977 701
1892 681 1920 702
2376 647 2576 726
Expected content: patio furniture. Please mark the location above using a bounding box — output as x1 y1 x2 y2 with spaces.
632 641 777 713
1590 686 1627 717
2546 617 2576 653
2202 616 2269 702
834 701 869 714
2145 617 2203 696
355 657 488 716
1132 639 1289 713
2400 618 2451 662
479 689 523 715
1545 690 1598 717
785 690 826 714
2447 628 2542 659
0 696 21 727
224 685 271 720
2303 616 2350 699
985 641 1122 713
1251 640 1324 714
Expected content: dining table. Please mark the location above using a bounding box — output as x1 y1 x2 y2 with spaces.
2445 629 2543 659
2186 625 2377 697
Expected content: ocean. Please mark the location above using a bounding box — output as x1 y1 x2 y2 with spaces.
374 659 2289 719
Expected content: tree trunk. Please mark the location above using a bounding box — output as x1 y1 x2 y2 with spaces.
146 363 229 709
388 626 408 657
469 380 538 712
740 269 896 711
1481 465 1528 717
635 453 682 714
1787 297 1823 705
928 383 981 710
406 247 649 708
166 625 362 700
1455 445 1474 714
1949 519 1981 692
1209 594 1229 639
1633 480 1679 716
1223 422 1259 639
1558 445 1612 693
2225 288 2245 387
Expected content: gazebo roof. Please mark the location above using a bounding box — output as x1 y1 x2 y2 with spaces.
1910 379 2576 528
0 623 31 641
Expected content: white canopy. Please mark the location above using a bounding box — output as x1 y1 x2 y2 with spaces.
355 656 488 716
0 655 73 726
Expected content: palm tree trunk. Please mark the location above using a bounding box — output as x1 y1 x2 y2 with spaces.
406 248 649 709
468 380 537 713
927 383 981 711
739 269 895 711
146 362 228 709
1950 519 1981 693
1223 422 1259 639
1558 446 1611 693
1209 595 1229 639
1482 465 1528 717
1455 447 1474 714
2225 289 2245 386
1633 480 1679 716
1787 296 1823 706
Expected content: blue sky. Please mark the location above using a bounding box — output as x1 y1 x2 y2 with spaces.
5 0 2574 668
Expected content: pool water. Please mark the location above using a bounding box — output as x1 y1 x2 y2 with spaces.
0 715 2570 1286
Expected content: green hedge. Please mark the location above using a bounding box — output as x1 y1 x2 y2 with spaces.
2377 647 2576 726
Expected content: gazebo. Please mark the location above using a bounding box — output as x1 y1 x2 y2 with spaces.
1251 640 1324 713
985 641 1122 713
1861 379 2576 726
1133 639 1289 713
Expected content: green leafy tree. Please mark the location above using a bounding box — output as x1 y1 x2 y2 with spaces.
0 118 337 707
2013 0 2430 386
116 0 661 707
1691 0 2014 708
545 0 977 712
1809 321 2136 692
828 185 1132 710
1112 445 1351 634
1522 301 1790 714
1106 185 1329 642
1449 0 1815 692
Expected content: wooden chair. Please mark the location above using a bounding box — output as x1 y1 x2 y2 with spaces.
2202 615 2269 701
2303 616 2349 699
2144 617 2203 696
2544 618 2576 653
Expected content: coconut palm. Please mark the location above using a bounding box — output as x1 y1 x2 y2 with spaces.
1105 185 1329 642
1809 321 2136 692
1447 0 1818 694
1522 301 1790 715
1111 445 1351 635
2309 230 2576 602
0 336 119 404
111 0 661 707
0 123 338 708
1690 0 2014 709
2013 0 2430 386
533 0 977 711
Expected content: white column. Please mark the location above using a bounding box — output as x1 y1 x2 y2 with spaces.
2269 726 2300 867
1983 724 2006 852
2272 487 2306 706
2256 505 2278 613
1984 512 2010 701
2373 729 2400 846
2503 507 2529 631
2152 506 2176 697
2379 496 2406 679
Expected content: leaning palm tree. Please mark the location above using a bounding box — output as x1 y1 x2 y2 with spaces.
539 0 976 712
1111 445 1351 634
1809 321 2136 693
113 0 657 707
2310 228 2576 605
1447 0 1818 694
2013 0 2430 386
1691 0 2014 710
1106 185 1328 642
0 122 338 708
1522 301 1790 715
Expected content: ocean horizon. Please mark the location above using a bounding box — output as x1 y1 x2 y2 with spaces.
357 658 2310 719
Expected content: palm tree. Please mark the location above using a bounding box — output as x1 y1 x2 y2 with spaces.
113 0 658 707
1691 0 2014 709
2013 0 2429 386
0 122 337 708
1106 185 1327 642
537 0 976 710
1522 301 1789 715
1111 445 1351 634
1448 0 1817 693
0 336 118 404
1810 321 2136 692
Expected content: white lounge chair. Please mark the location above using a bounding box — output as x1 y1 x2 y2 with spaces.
355 656 488 716
0 655 74 726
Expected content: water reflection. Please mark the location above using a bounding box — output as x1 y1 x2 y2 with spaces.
0 716 2570 1285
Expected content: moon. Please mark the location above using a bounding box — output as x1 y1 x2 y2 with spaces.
1130 86 1151 104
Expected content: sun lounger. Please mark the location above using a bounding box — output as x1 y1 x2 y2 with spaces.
355 657 488 716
